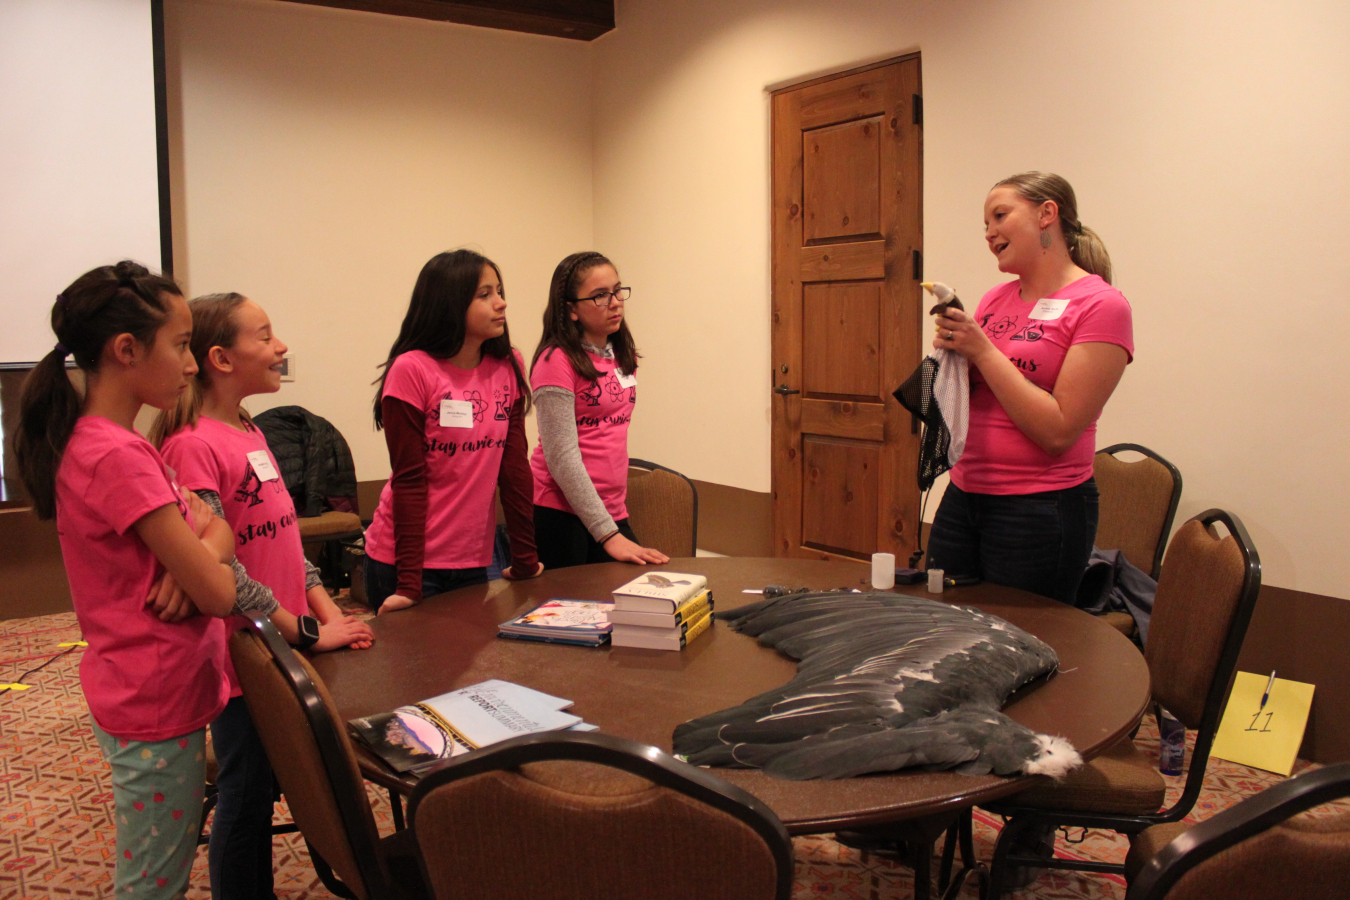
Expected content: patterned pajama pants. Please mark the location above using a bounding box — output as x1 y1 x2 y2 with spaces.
92 719 207 900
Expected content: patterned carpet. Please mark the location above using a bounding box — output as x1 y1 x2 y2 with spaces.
0 605 1329 900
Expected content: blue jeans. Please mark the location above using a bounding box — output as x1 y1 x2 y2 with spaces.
926 478 1099 606
209 695 278 900
363 557 488 611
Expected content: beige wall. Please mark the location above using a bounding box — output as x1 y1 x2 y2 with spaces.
163 0 592 470
594 0 1350 597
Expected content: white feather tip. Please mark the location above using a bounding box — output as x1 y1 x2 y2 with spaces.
921 281 954 302
1023 734 1082 779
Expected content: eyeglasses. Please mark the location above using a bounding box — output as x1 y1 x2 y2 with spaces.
572 286 632 307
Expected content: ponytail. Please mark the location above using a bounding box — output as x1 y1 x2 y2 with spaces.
994 171 1113 285
14 349 82 519
14 261 179 519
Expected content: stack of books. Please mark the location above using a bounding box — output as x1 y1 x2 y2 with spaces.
608 572 714 650
497 599 614 647
349 678 598 774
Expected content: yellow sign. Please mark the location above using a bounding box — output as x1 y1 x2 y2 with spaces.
1210 672 1315 776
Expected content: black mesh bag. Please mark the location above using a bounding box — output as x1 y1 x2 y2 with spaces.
893 356 953 491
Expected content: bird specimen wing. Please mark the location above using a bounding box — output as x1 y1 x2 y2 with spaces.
672 592 1081 780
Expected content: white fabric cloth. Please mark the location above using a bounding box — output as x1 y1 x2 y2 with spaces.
931 348 969 465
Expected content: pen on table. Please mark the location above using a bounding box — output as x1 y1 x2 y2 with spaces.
1259 670 1277 711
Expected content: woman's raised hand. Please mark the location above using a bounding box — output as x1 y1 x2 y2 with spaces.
932 307 992 362
604 533 670 565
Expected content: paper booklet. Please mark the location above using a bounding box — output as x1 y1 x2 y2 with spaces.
349 679 588 774
497 599 614 646
612 572 709 612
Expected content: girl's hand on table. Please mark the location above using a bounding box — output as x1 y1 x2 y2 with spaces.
604 533 669 565
503 561 545 580
314 616 376 652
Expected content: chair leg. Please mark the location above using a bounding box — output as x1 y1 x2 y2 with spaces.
196 789 219 846
308 839 360 900
388 786 406 831
937 811 987 900
985 814 1046 897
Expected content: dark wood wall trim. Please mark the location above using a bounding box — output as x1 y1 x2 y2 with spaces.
1237 585 1350 765
276 0 614 40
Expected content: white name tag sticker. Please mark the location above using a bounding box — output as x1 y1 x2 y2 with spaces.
439 398 475 428
1029 298 1071 321
614 368 637 389
246 450 280 482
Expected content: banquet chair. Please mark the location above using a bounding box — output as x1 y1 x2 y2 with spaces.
406 730 794 900
626 458 699 558
981 508 1261 895
1093 444 1183 637
1094 444 1183 580
1125 762 1350 900
230 614 427 900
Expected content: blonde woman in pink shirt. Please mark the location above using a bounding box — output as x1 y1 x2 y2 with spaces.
153 292 374 900
927 173 1133 606
15 261 237 900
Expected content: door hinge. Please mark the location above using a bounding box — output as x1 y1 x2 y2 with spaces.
912 94 923 126
912 249 922 281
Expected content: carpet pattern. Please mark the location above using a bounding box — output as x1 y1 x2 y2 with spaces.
0 607 1334 900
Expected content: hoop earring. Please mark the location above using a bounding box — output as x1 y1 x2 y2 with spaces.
1040 230 1052 249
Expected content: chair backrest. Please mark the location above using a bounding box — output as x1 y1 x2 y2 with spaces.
626 458 698 558
229 615 390 900
1145 509 1261 817
1128 763 1350 900
1094 443 1182 579
407 731 794 900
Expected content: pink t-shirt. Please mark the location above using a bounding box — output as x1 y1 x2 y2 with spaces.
364 349 524 569
530 345 634 520
161 417 308 696
55 416 228 741
952 274 1134 494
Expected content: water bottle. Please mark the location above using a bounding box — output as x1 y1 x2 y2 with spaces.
1158 707 1185 776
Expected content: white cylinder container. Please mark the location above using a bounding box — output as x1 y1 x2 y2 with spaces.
927 568 945 593
871 553 896 590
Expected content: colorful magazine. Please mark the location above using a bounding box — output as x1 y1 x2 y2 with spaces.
349 679 584 774
498 599 614 646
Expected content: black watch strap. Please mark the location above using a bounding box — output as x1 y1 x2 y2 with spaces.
294 614 320 651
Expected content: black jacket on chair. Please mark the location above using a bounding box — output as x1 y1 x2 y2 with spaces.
253 406 358 518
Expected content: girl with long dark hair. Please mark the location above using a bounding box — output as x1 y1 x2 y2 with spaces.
364 249 541 614
529 251 670 569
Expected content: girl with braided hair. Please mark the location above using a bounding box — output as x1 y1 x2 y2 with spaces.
364 249 542 615
529 251 670 569
927 172 1133 607
15 261 237 899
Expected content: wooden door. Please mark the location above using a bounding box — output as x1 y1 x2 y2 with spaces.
771 55 922 562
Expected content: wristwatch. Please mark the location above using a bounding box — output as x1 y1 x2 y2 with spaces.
294 615 320 651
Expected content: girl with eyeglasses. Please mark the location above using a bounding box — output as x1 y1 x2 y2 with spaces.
529 252 670 569
364 249 543 615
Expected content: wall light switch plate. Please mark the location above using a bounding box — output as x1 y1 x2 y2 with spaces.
279 354 295 382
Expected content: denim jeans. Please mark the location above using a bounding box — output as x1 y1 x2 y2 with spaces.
363 557 488 611
926 478 1099 606
209 695 278 900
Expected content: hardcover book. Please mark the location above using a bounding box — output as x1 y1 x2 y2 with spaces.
611 572 709 613
610 607 713 651
349 679 583 773
607 588 713 628
498 599 614 646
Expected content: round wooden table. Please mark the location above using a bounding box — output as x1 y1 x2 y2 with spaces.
311 557 1150 835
